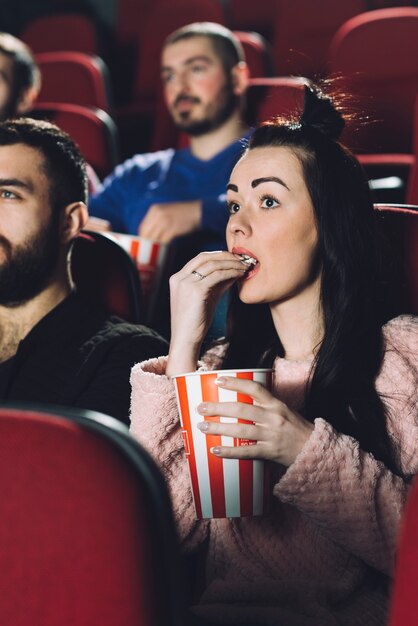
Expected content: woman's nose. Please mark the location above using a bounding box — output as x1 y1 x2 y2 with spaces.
227 211 251 237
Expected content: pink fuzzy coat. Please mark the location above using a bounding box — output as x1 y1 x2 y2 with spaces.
130 315 418 626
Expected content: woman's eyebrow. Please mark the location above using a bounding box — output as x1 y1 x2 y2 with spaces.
226 183 238 192
251 176 289 190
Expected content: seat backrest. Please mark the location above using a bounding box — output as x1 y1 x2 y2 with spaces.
388 476 418 626
36 51 112 112
233 31 273 78
329 7 418 154
132 0 226 106
245 76 306 127
71 231 144 324
0 403 184 626
272 0 366 78
227 0 277 42
373 204 418 315
20 12 100 55
31 102 119 180
406 95 418 205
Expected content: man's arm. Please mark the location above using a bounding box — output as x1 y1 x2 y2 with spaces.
73 329 168 425
138 193 229 244
139 200 201 243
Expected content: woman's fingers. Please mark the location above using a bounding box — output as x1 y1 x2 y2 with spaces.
198 400 265 424
175 251 249 283
210 443 266 460
194 379 315 466
197 418 263 442
214 376 280 410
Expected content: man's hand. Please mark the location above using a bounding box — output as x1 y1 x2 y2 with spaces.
138 200 201 243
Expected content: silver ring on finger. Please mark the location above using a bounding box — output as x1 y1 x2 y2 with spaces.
191 270 206 280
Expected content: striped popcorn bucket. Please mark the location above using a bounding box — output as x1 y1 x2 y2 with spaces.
105 232 169 316
173 369 273 519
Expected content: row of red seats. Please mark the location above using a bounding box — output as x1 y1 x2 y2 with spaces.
1 396 417 625
21 5 418 197
32 72 418 207
19 1 418 107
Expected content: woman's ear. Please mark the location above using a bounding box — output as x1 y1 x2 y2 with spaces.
62 201 89 244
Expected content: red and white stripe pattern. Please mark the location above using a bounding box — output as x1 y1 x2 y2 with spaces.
106 233 168 305
174 369 272 519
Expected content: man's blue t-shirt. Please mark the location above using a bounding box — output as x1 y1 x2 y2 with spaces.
89 135 250 258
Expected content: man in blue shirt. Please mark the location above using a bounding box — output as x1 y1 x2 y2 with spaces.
89 22 250 260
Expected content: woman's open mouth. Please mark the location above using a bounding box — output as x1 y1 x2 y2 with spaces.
233 249 260 280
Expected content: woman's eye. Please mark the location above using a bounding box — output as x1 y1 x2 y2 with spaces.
227 201 240 215
261 196 279 209
191 64 205 74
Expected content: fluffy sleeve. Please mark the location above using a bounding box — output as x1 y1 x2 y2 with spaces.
274 315 418 576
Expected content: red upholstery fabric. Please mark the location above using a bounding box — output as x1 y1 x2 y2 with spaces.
36 51 112 112
329 7 418 155
245 76 306 126
227 0 278 42
20 13 99 55
71 231 144 324
373 204 418 314
406 96 418 205
31 102 119 180
388 476 418 626
272 0 366 77
233 31 273 78
0 405 183 626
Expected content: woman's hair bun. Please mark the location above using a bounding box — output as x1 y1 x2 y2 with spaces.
300 84 345 141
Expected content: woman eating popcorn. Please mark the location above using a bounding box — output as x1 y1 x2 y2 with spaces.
130 82 418 626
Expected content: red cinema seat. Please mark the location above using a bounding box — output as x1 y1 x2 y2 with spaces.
373 204 418 315
71 231 144 324
20 12 100 55
31 102 119 180
272 0 366 78
0 403 185 626
233 30 273 78
227 0 278 42
388 476 418 626
329 7 418 156
245 76 306 126
35 51 113 112
405 96 418 205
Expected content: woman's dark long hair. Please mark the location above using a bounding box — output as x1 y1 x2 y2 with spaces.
220 82 399 474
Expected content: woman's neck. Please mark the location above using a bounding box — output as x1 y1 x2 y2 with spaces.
270 284 324 362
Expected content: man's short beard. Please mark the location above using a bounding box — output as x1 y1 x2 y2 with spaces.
0 210 62 307
174 80 239 138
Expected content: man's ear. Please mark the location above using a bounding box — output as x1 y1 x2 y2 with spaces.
62 202 89 244
230 62 250 96
15 86 39 114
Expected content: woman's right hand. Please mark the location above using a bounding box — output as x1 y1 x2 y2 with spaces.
166 251 248 376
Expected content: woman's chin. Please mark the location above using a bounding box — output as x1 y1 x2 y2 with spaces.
237 285 265 305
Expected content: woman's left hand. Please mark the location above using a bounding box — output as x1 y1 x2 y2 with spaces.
196 376 315 467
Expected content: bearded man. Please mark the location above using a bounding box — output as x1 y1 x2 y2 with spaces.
88 23 250 336
0 118 167 423
88 22 250 253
